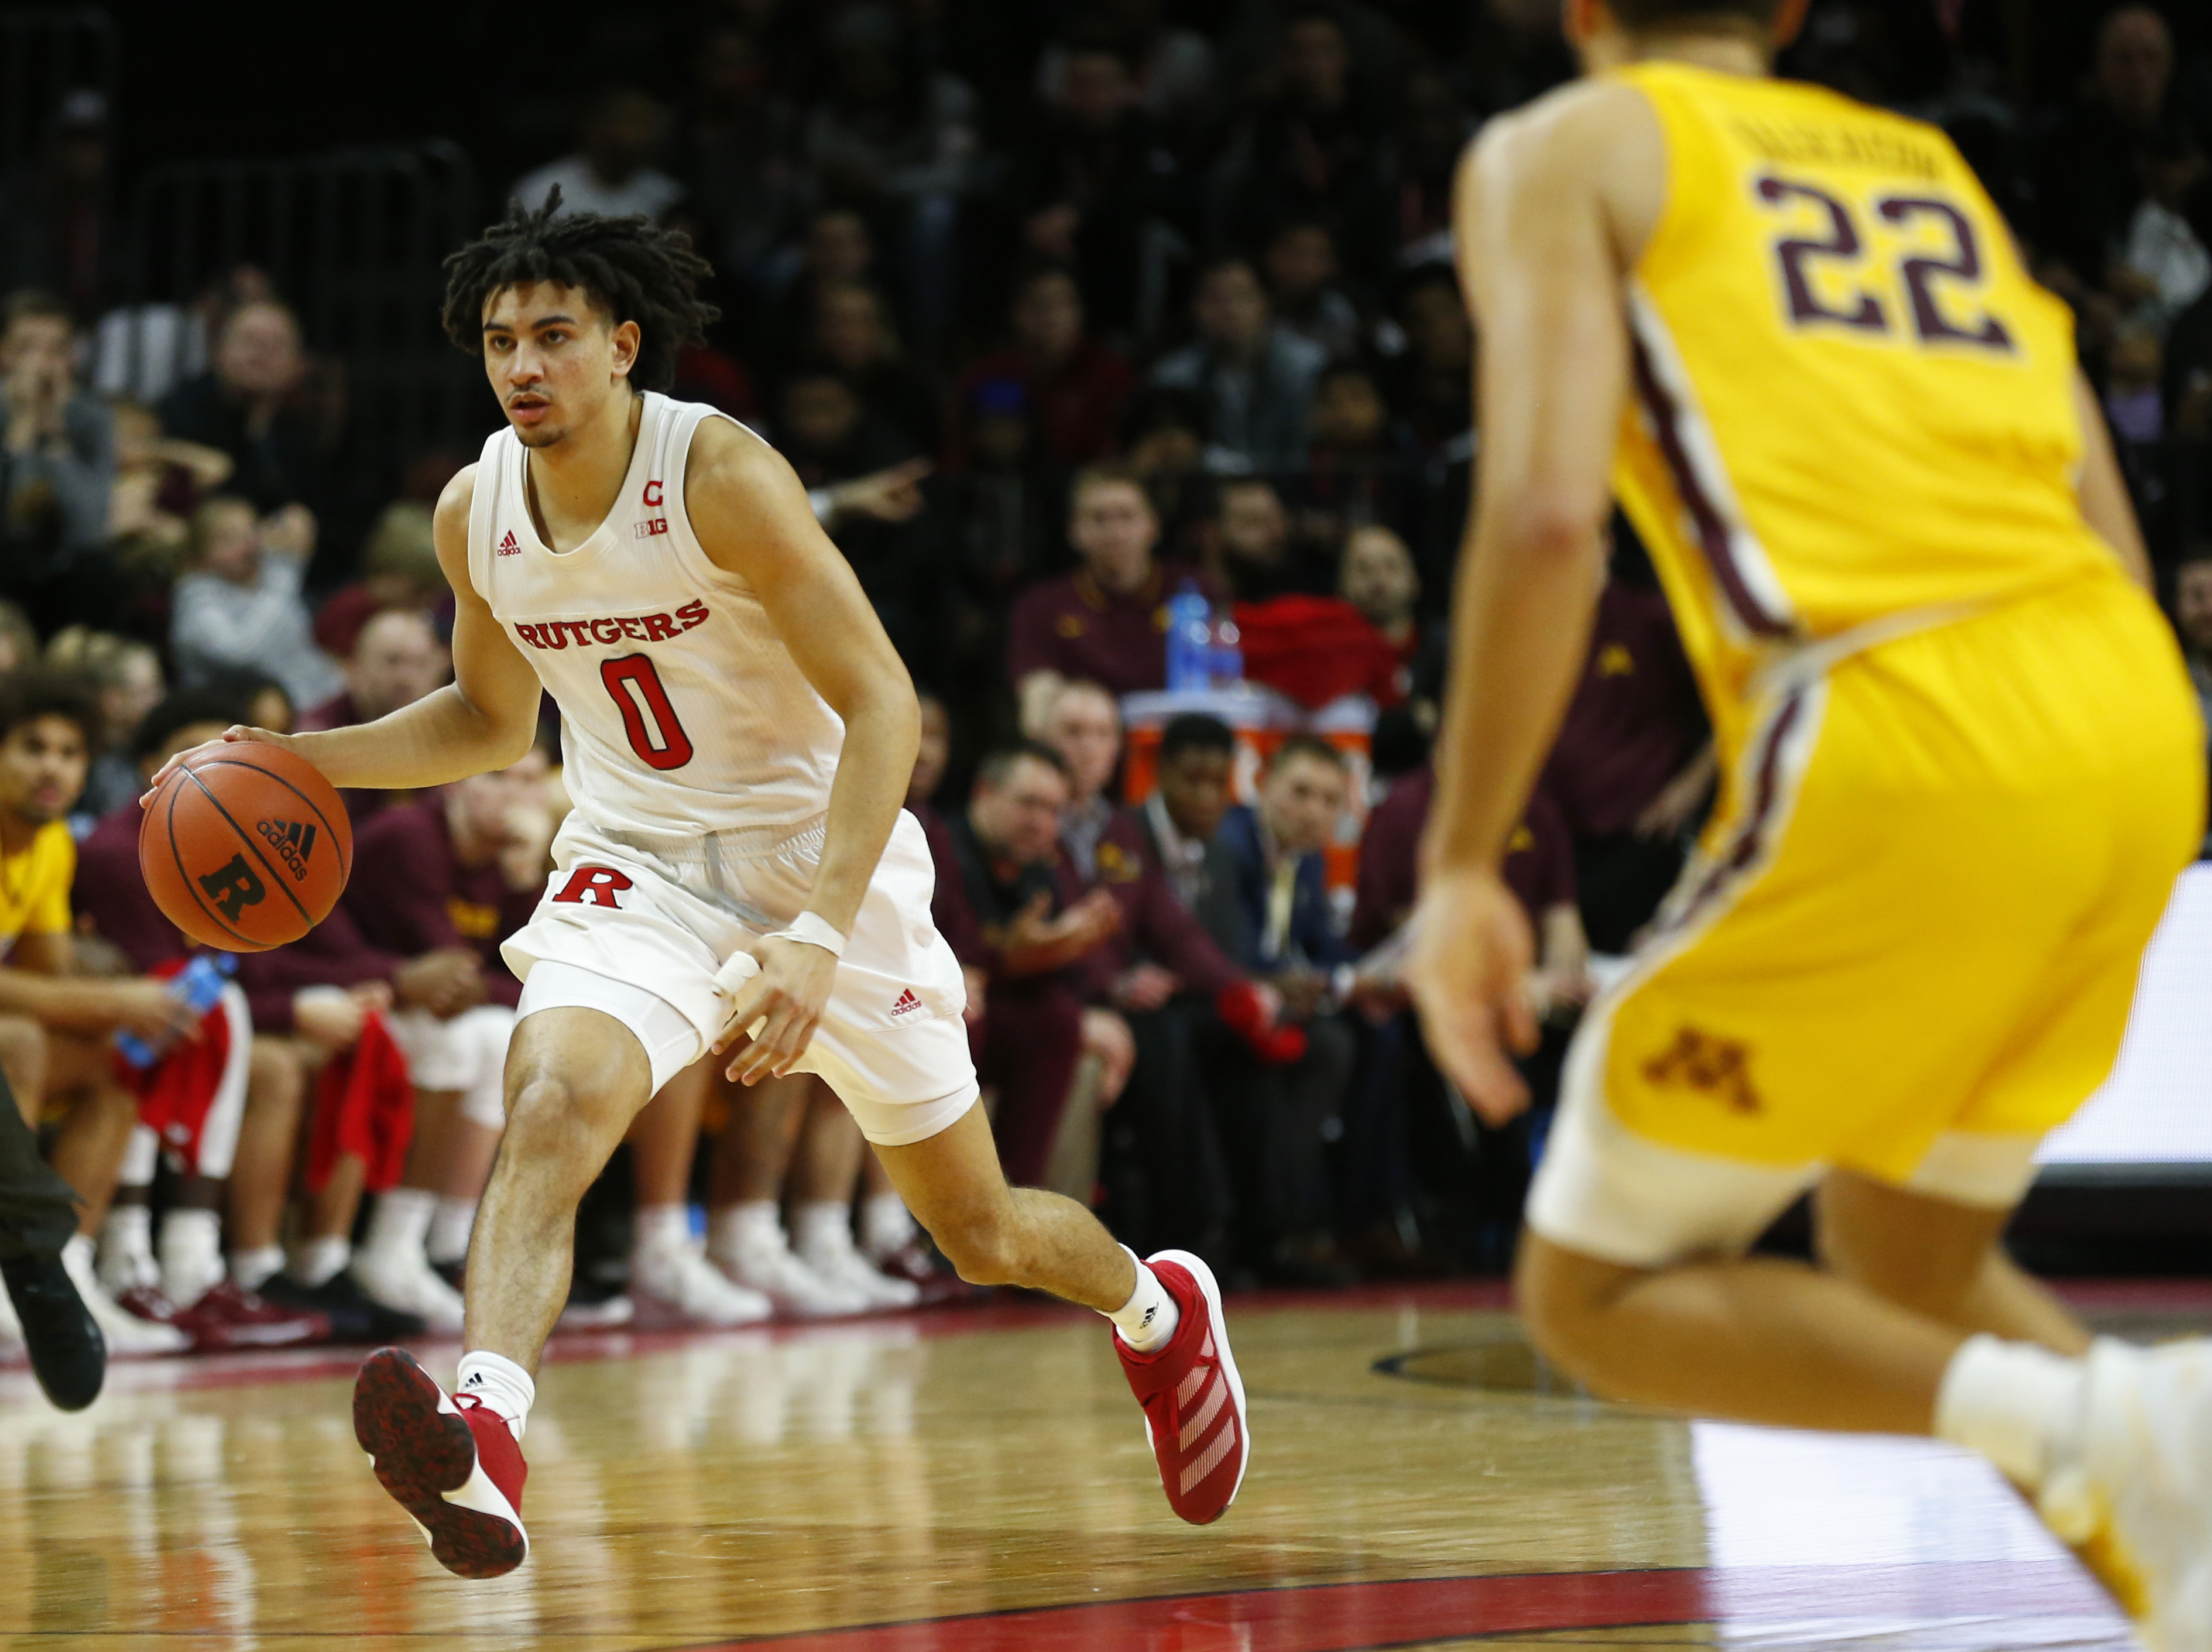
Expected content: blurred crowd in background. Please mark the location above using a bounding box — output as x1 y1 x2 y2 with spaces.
1 0 2209 1365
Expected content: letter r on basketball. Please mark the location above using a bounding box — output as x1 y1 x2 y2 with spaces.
552 866 633 909
200 853 268 918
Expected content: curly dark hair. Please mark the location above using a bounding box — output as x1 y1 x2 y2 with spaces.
440 188 719 395
0 669 101 754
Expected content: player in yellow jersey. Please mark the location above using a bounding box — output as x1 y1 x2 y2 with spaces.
1404 0 2211 1643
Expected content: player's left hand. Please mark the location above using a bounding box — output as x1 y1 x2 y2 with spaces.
1404 867 1539 1126
713 934 836 1085
140 725 291 807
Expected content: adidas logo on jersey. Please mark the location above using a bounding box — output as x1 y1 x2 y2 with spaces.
496 530 522 556
890 988 921 1018
255 818 318 882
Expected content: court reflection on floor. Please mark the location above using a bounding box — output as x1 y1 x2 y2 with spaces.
0 1294 2151 1652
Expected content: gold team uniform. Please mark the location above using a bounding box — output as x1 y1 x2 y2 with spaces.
1528 64 2207 1264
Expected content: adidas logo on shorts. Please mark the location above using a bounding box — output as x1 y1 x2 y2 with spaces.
497 530 522 556
890 988 921 1018
256 818 318 881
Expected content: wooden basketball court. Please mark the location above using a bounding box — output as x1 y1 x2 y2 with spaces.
2 1280 2191 1650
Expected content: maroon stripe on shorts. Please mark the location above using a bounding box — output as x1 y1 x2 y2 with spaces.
1664 688 1807 933
1627 331 1795 640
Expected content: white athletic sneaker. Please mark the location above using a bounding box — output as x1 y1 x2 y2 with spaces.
2037 1338 2212 1652
0 1274 22 1351
62 1238 187 1357
795 1225 921 1311
632 1242 774 1328
712 1234 870 1318
352 1247 467 1334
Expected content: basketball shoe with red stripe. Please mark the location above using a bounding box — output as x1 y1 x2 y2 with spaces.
1114 1250 1249 1524
352 1346 529 1578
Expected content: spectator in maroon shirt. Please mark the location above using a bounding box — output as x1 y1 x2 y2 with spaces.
1350 767 1590 1014
298 607 452 824
951 265 1134 469
1342 765 1591 1271
1007 462 1191 722
944 742 1122 1187
341 749 554 1308
1538 549 1715 953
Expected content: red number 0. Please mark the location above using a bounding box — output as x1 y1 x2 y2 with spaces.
601 654 695 771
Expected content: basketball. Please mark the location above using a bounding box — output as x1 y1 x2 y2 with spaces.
137 741 353 952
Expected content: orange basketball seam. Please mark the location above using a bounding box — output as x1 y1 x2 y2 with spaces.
176 765 315 932
159 784 259 950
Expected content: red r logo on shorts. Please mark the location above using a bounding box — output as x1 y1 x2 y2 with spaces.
551 866 633 909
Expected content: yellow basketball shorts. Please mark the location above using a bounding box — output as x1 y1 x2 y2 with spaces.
1527 571 2206 1267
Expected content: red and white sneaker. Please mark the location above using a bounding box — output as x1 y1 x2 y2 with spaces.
352 1346 529 1578
1114 1250 1249 1525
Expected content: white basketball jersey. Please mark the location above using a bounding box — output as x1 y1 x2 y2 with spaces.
468 392 844 837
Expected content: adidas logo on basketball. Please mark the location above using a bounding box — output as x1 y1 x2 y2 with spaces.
890 988 921 1018
255 818 318 882
496 530 522 556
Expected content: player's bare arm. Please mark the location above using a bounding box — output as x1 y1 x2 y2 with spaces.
146 464 545 797
2071 369 2154 589
685 415 922 1085
1404 81 1664 1123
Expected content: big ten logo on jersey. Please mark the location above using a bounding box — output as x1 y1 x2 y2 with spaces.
1736 114 2013 355
513 601 708 652
634 477 668 540
551 866 633 909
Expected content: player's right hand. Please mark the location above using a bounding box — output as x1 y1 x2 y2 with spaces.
140 726 292 807
1404 867 1539 1126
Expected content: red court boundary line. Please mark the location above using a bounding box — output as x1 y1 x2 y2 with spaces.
667 1561 2115 1650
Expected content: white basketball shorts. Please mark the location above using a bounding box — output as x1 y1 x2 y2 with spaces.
500 808 978 1147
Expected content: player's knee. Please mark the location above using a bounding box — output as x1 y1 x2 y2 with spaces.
1513 1235 1628 1391
502 1072 624 1171
929 1208 1022 1287
248 1036 304 1115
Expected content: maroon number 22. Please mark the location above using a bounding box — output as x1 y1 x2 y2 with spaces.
601 654 695 771
1755 176 2012 351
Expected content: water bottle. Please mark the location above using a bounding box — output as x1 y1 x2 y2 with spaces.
1208 615 1243 687
115 953 236 1070
1164 582 1213 692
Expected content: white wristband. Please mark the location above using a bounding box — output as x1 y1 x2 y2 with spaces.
768 911 846 957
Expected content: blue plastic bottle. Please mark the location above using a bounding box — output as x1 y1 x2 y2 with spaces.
1164 581 1213 692
115 952 236 1070
1208 615 1243 687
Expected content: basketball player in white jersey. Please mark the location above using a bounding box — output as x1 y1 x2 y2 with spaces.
153 197 1249 1576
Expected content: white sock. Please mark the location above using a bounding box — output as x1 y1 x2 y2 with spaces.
159 1208 225 1308
1935 1334 2084 1489
791 1200 853 1261
100 1203 157 1294
860 1192 915 1259
293 1235 350 1287
364 1186 437 1264
711 1200 784 1260
632 1202 692 1260
428 1197 477 1266
231 1244 284 1292
457 1349 536 1441
1106 1249 1179 1353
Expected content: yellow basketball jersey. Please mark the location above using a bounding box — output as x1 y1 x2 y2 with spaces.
1609 63 2120 741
